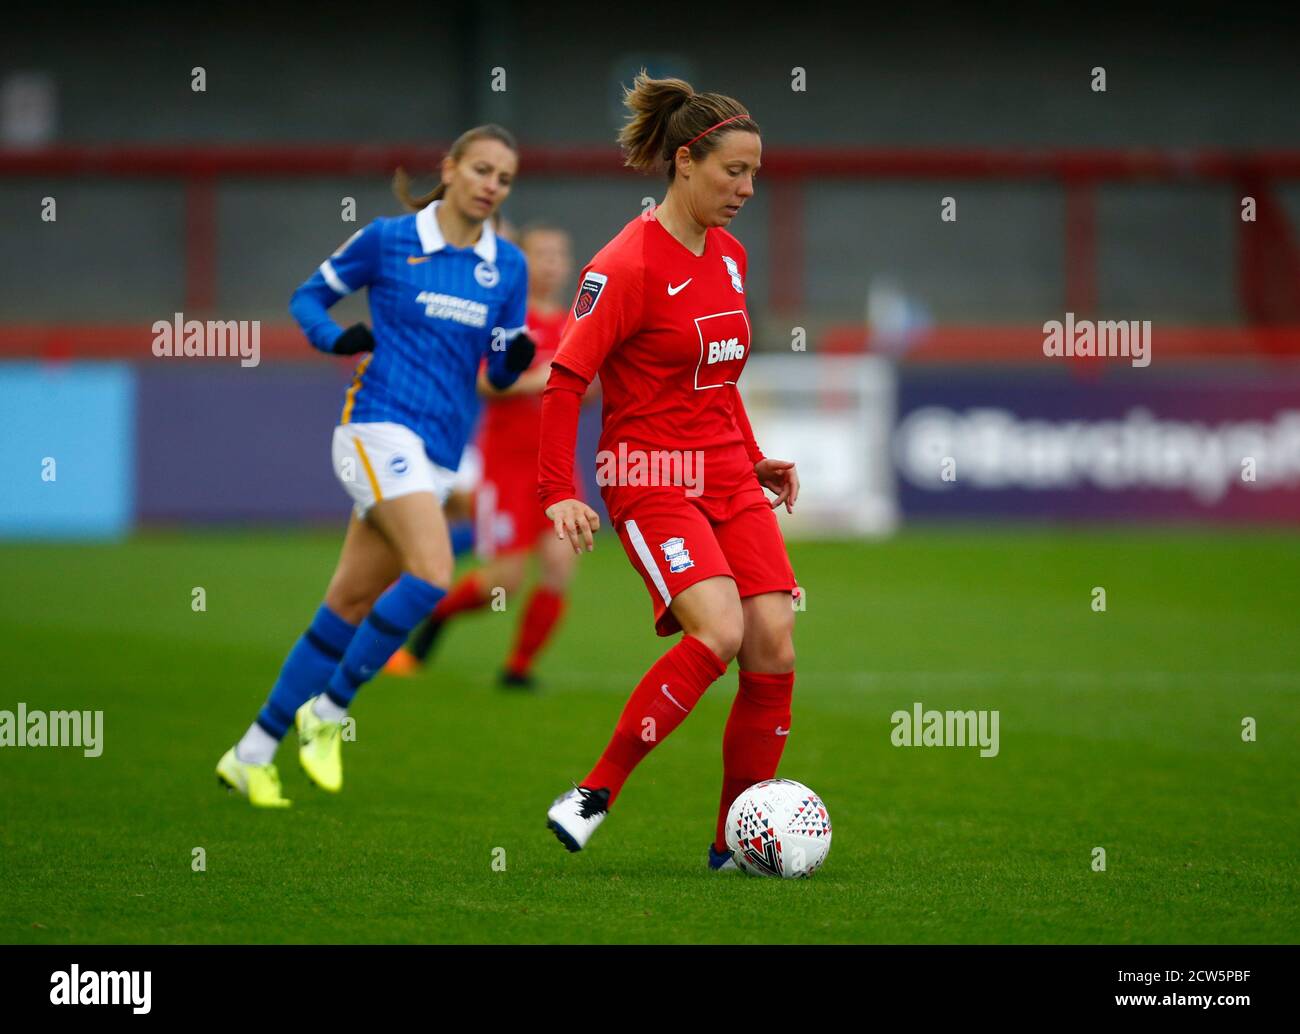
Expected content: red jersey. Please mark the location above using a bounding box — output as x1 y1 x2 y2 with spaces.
550 213 760 500
478 306 566 460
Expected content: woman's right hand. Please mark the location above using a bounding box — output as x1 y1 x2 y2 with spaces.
545 498 601 554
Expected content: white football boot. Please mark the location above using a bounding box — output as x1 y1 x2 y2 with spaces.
547 786 610 852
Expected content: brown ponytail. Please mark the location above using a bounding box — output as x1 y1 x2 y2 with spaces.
393 123 519 211
618 70 758 179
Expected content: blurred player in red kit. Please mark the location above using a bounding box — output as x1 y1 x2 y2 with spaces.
387 224 591 687
538 73 800 870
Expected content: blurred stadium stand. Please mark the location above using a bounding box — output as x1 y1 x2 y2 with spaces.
3 3 1299 534
2 144 1299 362
3 5 1299 344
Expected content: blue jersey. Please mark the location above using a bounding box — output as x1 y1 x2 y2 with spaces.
290 200 528 470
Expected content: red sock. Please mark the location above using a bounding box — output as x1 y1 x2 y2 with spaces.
714 670 795 852
431 572 489 621
505 587 565 677
583 635 727 806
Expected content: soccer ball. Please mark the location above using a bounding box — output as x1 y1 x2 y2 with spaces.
724 779 832 878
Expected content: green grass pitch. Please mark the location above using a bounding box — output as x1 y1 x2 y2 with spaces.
1 527 1297 944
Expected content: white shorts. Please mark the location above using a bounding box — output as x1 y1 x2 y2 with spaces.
331 422 458 518
451 443 482 495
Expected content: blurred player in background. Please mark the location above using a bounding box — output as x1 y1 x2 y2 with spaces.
538 74 800 869
438 213 520 559
442 447 481 558
386 224 592 687
216 124 535 807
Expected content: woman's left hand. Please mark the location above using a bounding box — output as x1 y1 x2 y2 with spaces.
755 458 799 513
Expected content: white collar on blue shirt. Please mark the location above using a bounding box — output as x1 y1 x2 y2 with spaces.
416 199 497 265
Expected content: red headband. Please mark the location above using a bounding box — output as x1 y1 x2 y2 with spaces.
682 114 748 150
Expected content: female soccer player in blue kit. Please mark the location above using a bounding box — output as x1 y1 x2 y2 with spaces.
216 124 534 806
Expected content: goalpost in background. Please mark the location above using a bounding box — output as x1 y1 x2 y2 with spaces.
740 355 898 536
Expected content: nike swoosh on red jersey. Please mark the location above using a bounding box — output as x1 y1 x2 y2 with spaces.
667 278 693 296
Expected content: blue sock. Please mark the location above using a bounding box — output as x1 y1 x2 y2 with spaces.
449 519 475 557
257 605 359 739
326 574 446 708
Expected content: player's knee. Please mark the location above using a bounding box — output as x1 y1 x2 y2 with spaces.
764 637 796 673
538 554 574 592
405 556 453 590
323 586 380 626
493 557 528 596
767 617 797 671
538 570 569 593
538 538 576 590
699 616 744 664
496 572 525 598
740 612 796 672
330 601 371 626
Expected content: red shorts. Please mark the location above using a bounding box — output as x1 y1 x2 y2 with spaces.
475 448 582 560
476 449 547 559
607 481 797 636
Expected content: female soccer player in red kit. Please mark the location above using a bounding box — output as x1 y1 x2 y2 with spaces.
539 73 800 870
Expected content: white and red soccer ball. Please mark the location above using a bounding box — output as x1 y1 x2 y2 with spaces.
724 779 832 878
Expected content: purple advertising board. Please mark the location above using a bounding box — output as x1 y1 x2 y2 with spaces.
136 365 353 523
893 368 1300 523
134 364 607 526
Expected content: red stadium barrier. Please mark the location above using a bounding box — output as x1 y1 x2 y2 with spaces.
5 322 1298 364
0 324 314 362
4 145 1300 354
